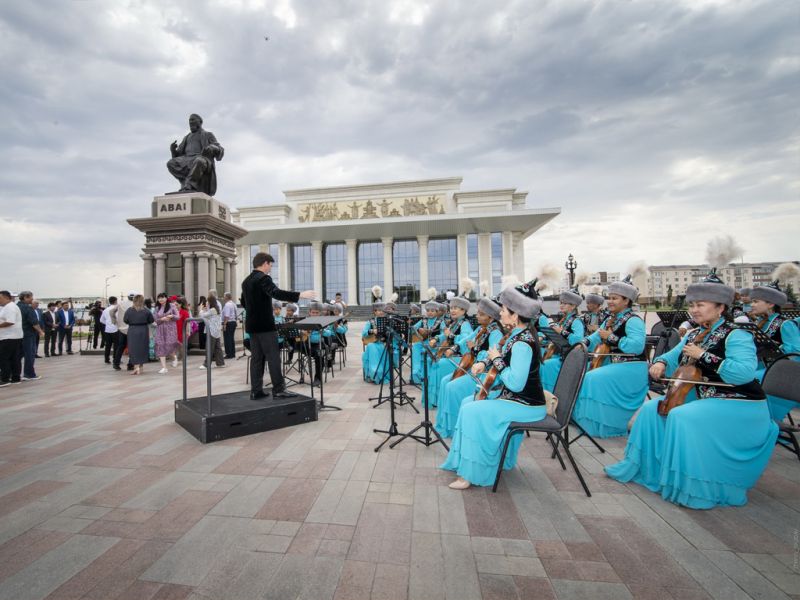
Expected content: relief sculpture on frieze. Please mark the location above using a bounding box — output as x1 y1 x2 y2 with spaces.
297 195 444 222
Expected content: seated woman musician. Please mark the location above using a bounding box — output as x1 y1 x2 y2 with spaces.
581 289 609 334
572 274 648 438
435 296 504 439
748 266 800 421
540 287 586 392
273 300 285 351
301 301 326 385
440 280 547 490
425 295 474 408
605 271 778 509
411 300 441 384
361 293 387 384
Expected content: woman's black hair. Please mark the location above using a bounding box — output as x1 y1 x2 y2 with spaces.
156 292 168 300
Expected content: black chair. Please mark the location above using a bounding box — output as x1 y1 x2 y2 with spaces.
650 321 666 337
761 353 800 462
492 344 591 496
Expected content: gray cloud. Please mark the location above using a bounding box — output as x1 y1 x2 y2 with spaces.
0 0 797 296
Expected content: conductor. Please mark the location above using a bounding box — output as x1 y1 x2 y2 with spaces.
241 252 317 399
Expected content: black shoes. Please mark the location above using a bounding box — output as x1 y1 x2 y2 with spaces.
273 391 296 399
250 390 268 400
113 365 121 371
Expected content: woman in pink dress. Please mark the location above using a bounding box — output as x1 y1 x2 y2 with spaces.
154 293 180 374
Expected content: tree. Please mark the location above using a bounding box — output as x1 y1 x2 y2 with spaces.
666 285 673 306
786 283 798 306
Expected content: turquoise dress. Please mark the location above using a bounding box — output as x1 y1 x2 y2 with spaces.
435 323 503 438
606 318 778 509
424 318 474 408
572 309 648 438
411 317 439 384
440 326 547 486
540 312 586 392
753 313 800 421
361 319 398 383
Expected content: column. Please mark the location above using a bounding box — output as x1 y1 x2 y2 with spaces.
502 231 514 276
382 237 393 299
512 232 525 280
208 254 217 296
417 235 429 299
311 240 324 297
223 257 233 294
230 259 238 298
181 252 195 304
196 252 210 299
478 233 492 293
456 234 468 287
141 253 154 300
278 242 290 290
346 239 358 305
153 253 167 295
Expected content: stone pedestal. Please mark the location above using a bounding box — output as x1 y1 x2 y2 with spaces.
128 193 248 305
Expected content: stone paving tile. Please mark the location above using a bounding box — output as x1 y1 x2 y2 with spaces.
0 334 798 600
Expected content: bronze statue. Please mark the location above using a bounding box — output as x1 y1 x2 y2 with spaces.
167 114 224 196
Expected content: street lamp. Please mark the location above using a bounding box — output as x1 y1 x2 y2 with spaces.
565 254 577 288
104 274 117 300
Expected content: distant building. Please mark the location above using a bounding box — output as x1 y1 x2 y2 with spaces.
232 177 560 304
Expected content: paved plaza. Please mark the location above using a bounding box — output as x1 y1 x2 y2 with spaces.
0 331 798 600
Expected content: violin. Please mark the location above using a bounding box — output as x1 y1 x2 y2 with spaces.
452 325 488 381
590 314 616 370
657 328 710 416
475 330 512 400
543 313 568 361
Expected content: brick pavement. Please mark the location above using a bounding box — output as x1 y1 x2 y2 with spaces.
0 331 797 600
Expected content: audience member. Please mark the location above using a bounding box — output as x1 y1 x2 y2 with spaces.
17 292 44 381
114 292 134 371
198 296 225 369
32 300 44 358
222 292 237 359
154 293 179 374
124 294 154 375
56 300 75 355
176 297 191 360
43 302 57 357
100 297 119 365
0 291 23 387
89 300 105 349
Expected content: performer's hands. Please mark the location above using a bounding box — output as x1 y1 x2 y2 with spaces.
487 347 500 361
682 343 704 360
552 324 563 334
649 362 666 380
471 362 486 375
445 348 455 357
299 290 318 300
466 340 475 349
598 328 611 340
429 338 437 347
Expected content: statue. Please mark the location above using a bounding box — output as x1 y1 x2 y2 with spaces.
167 114 224 196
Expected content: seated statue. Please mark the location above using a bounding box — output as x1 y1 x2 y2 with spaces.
167 113 224 196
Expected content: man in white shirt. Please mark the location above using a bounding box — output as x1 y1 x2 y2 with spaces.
0 291 24 386
221 292 238 359
113 292 135 371
100 296 119 365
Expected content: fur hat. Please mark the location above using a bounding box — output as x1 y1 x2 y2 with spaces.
738 287 752 297
499 279 542 319
477 297 502 321
750 283 786 306
409 303 421 315
384 302 397 314
559 288 583 306
585 293 604 306
272 299 282 309
424 301 438 312
285 303 299 313
372 301 386 311
308 301 324 312
685 271 735 306
608 275 639 301
449 297 470 311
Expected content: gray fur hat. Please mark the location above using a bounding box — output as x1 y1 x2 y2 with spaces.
608 275 639 301
685 271 735 306
384 302 398 314
477 297 502 321
499 286 542 319
424 301 438 312
585 293 605 306
272 299 282 309
738 287 752 297
285 303 299 313
372 301 386 311
409 303 421 314
308 301 324 312
449 297 470 311
559 288 583 306
332 302 344 314
750 282 787 306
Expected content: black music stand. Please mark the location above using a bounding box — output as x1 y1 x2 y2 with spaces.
374 319 416 451
737 322 786 366
389 342 449 451
277 323 305 388
369 317 417 412
538 326 573 358
295 315 343 411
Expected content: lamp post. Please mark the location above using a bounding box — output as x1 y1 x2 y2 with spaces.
104 274 117 300
565 254 577 288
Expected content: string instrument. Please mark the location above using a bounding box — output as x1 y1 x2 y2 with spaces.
543 314 567 361
429 316 450 348
435 317 465 359
657 328 710 416
362 318 377 347
475 330 513 400
452 325 488 380
435 343 452 359
590 314 616 370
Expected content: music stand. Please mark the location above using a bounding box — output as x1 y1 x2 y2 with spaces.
538 325 573 358
737 322 786 366
277 323 305 387
369 317 417 412
656 310 690 326
294 315 343 411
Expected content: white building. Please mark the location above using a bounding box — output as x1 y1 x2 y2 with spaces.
232 177 560 304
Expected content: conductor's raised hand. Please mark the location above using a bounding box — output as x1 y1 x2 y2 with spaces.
299 290 318 300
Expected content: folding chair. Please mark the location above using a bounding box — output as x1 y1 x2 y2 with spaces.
492 344 591 496
761 353 800 462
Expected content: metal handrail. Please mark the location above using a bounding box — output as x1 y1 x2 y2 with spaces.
183 317 212 414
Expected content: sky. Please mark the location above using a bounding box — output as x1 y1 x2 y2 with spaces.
1 0 798 298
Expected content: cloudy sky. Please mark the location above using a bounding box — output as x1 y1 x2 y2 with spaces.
1 0 797 298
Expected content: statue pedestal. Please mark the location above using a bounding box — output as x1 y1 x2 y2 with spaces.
128 194 248 301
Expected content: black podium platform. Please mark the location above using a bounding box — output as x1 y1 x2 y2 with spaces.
175 390 317 443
